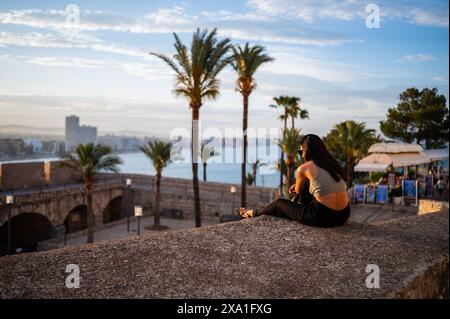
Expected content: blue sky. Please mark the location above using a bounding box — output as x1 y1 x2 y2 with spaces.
0 0 448 138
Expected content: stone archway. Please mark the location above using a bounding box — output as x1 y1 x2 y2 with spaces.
102 196 124 224
64 205 88 234
0 213 54 255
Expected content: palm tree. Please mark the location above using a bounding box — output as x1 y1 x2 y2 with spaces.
151 28 232 227
270 96 297 196
140 140 172 230
248 159 266 187
287 97 309 130
60 143 122 243
323 120 379 185
200 138 220 181
277 128 303 192
232 43 274 208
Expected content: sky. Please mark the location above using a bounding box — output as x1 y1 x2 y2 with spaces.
0 0 448 138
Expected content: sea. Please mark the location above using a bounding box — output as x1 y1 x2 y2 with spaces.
0 145 281 188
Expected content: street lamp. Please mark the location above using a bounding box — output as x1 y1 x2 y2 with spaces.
126 178 132 232
134 205 143 236
6 195 14 255
230 186 236 215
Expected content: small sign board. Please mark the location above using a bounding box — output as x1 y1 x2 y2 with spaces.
376 185 389 204
353 184 366 204
366 185 376 203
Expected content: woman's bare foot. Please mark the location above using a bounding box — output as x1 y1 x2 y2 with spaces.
239 207 255 219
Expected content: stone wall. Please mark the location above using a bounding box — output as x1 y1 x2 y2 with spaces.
0 161 46 190
44 161 82 185
418 199 449 215
1 210 447 298
102 173 278 221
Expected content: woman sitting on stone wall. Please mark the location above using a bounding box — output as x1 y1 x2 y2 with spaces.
239 134 350 228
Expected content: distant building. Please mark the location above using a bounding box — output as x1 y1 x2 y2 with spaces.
65 115 97 150
23 138 43 153
0 138 25 157
98 135 143 152
42 140 66 155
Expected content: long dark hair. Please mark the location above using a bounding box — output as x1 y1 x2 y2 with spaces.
300 134 346 183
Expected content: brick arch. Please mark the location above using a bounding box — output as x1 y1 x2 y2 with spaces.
102 196 124 224
64 205 88 234
0 205 57 228
0 212 54 255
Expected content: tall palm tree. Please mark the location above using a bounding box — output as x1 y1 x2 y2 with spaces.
200 138 220 181
151 28 232 227
60 143 122 243
286 97 309 130
140 140 172 230
232 43 274 207
324 120 379 185
270 96 296 196
277 128 303 191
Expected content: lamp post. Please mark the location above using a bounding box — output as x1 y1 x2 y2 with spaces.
134 205 143 236
126 178 132 233
230 186 236 215
6 195 14 255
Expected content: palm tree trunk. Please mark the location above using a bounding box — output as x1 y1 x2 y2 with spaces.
291 116 295 130
279 153 285 196
203 162 207 181
241 94 249 208
86 183 94 244
192 107 202 227
279 112 288 197
347 157 354 186
286 158 294 191
154 172 161 227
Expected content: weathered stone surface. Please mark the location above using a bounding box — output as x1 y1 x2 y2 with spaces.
419 199 449 216
0 210 447 299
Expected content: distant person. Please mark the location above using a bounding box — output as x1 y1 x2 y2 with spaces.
437 176 445 199
239 134 350 228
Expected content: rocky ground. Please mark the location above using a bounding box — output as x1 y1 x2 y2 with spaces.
0 208 448 299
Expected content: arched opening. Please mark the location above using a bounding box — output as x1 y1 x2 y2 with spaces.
102 196 124 224
64 205 88 234
0 213 54 255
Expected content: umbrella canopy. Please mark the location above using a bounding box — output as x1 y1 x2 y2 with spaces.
354 142 434 172
368 143 424 153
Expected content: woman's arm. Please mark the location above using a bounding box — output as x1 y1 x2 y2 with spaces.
295 164 308 194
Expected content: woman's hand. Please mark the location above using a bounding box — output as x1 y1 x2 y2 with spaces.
288 184 297 194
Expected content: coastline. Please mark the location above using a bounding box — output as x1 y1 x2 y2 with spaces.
0 150 142 163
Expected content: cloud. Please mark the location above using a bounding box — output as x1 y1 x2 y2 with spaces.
0 7 360 47
260 51 368 82
432 76 447 82
0 7 195 34
0 30 155 61
246 0 449 28
408 8 449 28
220 28 360 46
246 0 362 22
26 56 106 68
397 54 436 62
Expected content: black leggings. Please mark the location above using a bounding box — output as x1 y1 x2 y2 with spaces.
256 184 350 228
